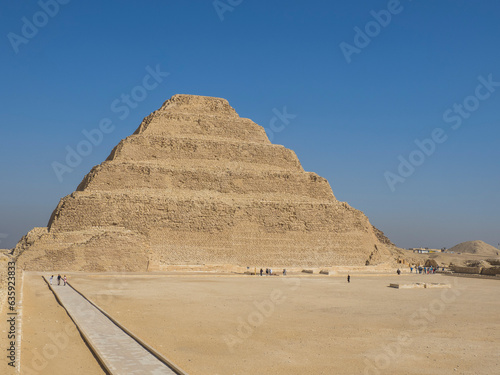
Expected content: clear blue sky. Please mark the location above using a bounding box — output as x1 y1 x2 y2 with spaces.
1 0 499 250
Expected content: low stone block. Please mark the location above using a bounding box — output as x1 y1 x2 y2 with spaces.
424 283 451 288
390 283 426 289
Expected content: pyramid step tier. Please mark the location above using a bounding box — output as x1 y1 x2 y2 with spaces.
48 192 368 234
136 111 270 144
107 135 303 171
15 227 373 270
77 161 335 200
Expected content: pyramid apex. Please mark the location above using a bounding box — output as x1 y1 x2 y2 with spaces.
159 94 238 116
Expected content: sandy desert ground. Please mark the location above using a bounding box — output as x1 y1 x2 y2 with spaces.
2 271 498 375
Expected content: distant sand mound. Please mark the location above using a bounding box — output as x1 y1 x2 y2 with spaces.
449 240 499 257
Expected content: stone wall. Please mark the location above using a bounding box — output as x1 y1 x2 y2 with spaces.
481 267 500 276
451 266 482 274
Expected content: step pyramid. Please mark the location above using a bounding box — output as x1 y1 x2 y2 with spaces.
15 94 396 271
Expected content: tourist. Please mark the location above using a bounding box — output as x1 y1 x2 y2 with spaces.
260 268 263 276
410 266 413 273
266 268 269 276
49 275 53 285
57 274 61 285
283 269 287 276
397 268 401 275
269 268 272 275
63 275 67 286
347 274 350 283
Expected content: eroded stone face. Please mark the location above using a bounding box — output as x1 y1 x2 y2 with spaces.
15 94 396 271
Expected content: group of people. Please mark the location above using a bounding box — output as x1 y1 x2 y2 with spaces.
259 268 287 276
409 266 441 274
49 274 67 286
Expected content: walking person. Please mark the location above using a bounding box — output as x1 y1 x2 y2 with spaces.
49 275 54 285
347 274 351 283
63 275 67 286
260 268 263 276
283 268 287 276
57 274 61 286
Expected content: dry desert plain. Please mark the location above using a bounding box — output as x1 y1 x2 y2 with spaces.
3 271 500 375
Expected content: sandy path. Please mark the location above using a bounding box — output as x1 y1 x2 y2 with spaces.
67 273 500 375
19 273 105 375
49 281 177 374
